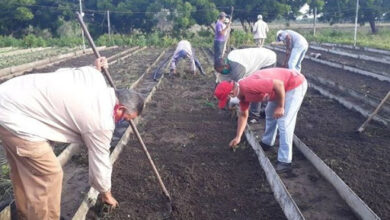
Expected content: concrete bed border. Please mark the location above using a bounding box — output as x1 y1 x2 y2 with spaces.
309 81 388 126
317 42 390 56
0 46 116 80
309 45 390 65
268 46 390 83
245 127 305 220
306 75 390 118
0 47 52 58
71 49 168 220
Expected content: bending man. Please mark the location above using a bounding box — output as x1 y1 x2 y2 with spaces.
214 47 276 122
275 30 308 72
170 40 205 75
214 68 307 173
0 57 144 219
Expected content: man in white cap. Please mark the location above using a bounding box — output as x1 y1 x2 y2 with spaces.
214 11 231 63
252 14 269 47
0 57 144 219
275 30 308 72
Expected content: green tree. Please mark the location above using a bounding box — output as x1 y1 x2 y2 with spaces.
322 0 389 34
0 0 36 35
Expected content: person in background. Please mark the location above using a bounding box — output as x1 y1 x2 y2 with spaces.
214 68 307 173
214 47 276 123
170 40 205 76
275 30 308 72
0 57 144 219
252 14 269 47
214 11 230 64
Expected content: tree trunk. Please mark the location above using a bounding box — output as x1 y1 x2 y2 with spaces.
368 19 377 34
209 24 215 33
239 18 248 32
246 19 253 33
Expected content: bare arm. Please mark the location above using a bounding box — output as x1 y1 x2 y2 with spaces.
272 79 285 118
283 35 292 67
220 22 231 36
229 108 249 147
94 57 108 72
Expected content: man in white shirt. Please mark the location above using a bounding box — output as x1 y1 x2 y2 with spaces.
170 40 205 75
0 57 144 219
214 47 276 122
252 14 269 47
276 29 309 72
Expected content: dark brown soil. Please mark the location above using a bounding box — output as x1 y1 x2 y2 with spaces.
104 52 286 219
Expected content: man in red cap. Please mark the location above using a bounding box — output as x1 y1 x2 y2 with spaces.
214 68 307 173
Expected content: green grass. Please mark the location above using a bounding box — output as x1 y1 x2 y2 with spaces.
266 27 390 50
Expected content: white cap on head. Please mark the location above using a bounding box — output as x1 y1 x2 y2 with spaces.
276 30 283 41
257 14 262 20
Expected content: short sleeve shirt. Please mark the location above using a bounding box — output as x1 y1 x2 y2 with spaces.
215 21 226 41
238 68 305 111
279 30 308 49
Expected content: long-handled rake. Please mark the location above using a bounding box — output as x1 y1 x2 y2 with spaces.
76 12 172 217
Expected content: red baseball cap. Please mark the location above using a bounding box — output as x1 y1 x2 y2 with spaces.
214 81 234 109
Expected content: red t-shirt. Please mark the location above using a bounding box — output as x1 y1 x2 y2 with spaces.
238 68 305 111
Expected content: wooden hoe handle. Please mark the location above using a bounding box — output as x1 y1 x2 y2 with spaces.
357 91 390 133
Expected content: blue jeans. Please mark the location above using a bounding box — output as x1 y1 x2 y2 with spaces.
288 45 308 72
214 40 225 64
261 80 308 163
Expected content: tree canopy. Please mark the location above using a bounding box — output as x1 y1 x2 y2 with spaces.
0 0 386 37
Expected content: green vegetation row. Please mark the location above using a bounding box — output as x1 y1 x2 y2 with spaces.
0 30 252 48
0 27 389 50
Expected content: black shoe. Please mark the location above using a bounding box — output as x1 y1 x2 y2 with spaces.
276 162 292 174
260 110 265 118
260 141 272 151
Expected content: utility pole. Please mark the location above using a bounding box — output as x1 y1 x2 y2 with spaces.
354 0 359 47
79 0 86 52
313 7 317 36
107 10 111 43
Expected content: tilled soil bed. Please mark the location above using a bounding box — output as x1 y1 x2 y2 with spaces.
275 50 390 100
104 55 286 219
295 88 390 219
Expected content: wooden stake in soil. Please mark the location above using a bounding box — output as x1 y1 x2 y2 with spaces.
357 91 390 133
76 12 171 202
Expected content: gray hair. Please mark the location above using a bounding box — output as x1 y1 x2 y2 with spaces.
257 14 263 20
115 89 144 115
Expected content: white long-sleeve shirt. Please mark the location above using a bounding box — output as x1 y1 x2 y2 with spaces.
252 20 269 39
0 66 116 192
170 40 196 72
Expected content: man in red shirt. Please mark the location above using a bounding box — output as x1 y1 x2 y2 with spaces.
214 68 307 173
